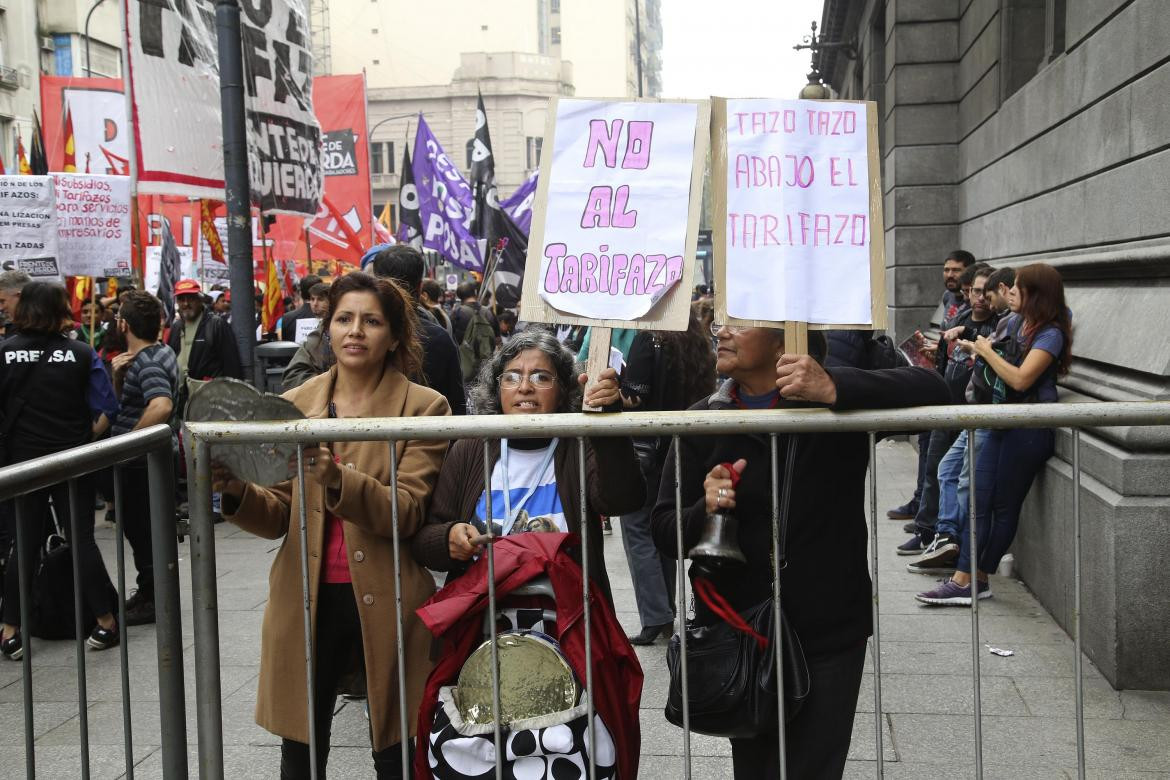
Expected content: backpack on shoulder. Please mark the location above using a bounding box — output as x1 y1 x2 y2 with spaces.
458 305 496 383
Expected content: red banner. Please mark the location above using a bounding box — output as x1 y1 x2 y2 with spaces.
41 74 375 277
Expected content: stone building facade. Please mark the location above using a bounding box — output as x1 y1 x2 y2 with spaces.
817 0 1170 689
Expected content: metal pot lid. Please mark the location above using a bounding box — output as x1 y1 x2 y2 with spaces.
456 631 580 726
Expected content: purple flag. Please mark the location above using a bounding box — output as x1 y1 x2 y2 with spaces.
412 115 482 270
501 171 538 235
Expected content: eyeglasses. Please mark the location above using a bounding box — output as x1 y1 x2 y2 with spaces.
499 370 557 389
710 322 747 337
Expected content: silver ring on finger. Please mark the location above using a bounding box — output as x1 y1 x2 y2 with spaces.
717 488 726 498
308 457 316 466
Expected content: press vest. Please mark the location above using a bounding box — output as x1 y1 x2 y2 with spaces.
0 332 96 459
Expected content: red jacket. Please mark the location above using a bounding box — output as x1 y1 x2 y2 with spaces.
415 532 643 779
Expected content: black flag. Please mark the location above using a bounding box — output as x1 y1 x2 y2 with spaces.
157 219 181 323
30 112 48 176
397 142 424 248
468 91 527 304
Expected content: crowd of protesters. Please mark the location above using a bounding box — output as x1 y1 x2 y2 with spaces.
0 239 1074 778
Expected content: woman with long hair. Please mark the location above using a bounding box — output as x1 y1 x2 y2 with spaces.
212 272 450 778
917 263 1073 605
0 282 121 658
620 310 716 644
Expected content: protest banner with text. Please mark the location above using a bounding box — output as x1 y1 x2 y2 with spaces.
54 174 132 278
712 98 885 330
0 176 62 281
126 0 322 216
520 98 708 330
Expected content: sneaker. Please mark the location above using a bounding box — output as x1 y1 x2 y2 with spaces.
896 533 932 556
906 558 956 576
915 578 992 606
87 623 120 651
887 500 918 520
124 590 156 626
1 632 22 661
902 521 917 534
915 532 961 568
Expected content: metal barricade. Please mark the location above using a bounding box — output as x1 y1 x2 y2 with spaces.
180 400 1169 780
0 425 187 780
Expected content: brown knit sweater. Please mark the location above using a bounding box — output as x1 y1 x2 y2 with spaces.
410 434 645 603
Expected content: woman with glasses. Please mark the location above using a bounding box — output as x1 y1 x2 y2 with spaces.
411 329 644 603
651 324 948 779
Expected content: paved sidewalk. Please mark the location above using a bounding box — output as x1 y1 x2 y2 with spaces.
4 439 1169 777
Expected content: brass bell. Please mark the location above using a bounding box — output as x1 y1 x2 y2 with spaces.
688 511 747 565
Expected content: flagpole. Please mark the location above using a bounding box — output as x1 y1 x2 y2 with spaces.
118 0 143 289
362 68 376 247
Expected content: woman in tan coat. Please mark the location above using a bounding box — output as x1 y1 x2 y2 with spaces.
212 272 449 778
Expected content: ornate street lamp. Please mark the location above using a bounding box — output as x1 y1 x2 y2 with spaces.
793 21 856 99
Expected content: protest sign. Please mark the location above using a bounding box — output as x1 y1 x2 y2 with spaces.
712 98 885 330
0 176 62 281
40 76 130 175
520 97 708 330
144 244 196 292
293 317 318 344
54 174 132 278
126 0 322 216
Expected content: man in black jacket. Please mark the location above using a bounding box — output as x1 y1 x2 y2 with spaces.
278 274 321 341
165 279 242 415
651 326 948 778
369 246 467 414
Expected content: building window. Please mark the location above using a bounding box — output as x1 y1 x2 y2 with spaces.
1044 0 1066 62
526 136 543 170
371 28 378 34
369 142 396 175
385 142 395 174
550 0 560 12
1000 0 1051 100
371 143 383 174
372 59 380 65
550 27 561 45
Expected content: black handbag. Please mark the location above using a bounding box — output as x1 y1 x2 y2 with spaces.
665 436 811 738
968 317 1040 405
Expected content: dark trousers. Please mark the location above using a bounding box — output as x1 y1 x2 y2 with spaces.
280 583 408 780
621 468 676 629
957 427 1054 575
913 429 960 536
118 466 154 595
2 475 115 626
908 431 930 504
730 641 867 780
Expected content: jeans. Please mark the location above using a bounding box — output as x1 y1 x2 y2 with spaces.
913 429 959 536
2 474 115 627
621 481 676 629
280 583 408 780
118 466 154 595
936 429 989 538
729 641 867 779
956 427 1055 575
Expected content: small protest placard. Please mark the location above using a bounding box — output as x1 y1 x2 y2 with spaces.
293 317 319 345
54 174 132 278
0 175 62 281
712 98 885 330
520 97 709 332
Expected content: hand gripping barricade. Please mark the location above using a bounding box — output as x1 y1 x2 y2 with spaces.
414 532 642 780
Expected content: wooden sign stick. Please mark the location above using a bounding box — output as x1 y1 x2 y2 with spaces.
581 326 613 413
784 321 808 356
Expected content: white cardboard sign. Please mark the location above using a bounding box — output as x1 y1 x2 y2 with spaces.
0 176 62 281
535 99 699 321
723 99 873 325
293 317 319 344
54 174 132 278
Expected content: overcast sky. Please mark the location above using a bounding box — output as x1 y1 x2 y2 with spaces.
660 0 827 99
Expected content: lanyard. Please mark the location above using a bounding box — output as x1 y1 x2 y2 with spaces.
499 438 558 535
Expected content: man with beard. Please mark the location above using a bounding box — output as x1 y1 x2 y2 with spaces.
165 279 242 414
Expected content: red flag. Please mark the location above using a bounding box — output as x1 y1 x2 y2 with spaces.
69 276 92 320
200 200 226 264
63 104 77 172
17 131 30 175
262 257 285 333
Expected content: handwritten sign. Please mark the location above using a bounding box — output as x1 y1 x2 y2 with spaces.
54 174 132 278
0 176 61 281
293 317 319 344
531 99 704 322
716 98 884 327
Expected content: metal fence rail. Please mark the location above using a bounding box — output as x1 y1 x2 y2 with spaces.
0 425 187 780
181 400 1170 780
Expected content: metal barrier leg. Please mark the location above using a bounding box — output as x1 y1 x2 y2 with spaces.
482 440 502 780
111 466 135 780
967 429 983 779
672 436 691 780
147 446 188 780
769 435 788 780
1072 429 1086 779
294 446 318 780
189 438 224 779
66 480 91 780
867 433 884 778
576 437 596 780
14 496 35 780
387 442 410 779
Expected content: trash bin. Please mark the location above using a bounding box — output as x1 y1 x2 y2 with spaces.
254 341 299 394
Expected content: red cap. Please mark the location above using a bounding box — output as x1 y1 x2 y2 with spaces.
173 279 202 297
222 289 231 302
